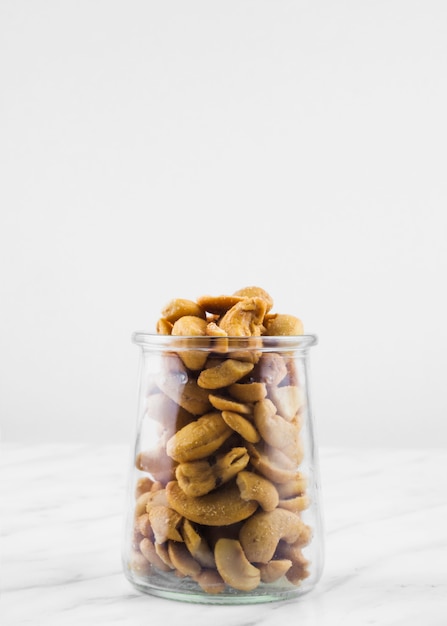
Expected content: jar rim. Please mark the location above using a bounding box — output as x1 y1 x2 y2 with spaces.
132 332 318 351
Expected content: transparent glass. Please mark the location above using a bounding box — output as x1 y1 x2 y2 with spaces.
122 333 323 604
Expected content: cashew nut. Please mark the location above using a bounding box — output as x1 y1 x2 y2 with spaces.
239 508 307 563
253 404 300 451
182 519 216 568
221 411 260 444
129 550 152 575
279 493 310 513
275 541 310 585
147 504 183 544
166 481 258 526
140 537 171 572
145 392 195 434
275 474 307 499
264 313 303 336
176 447 250 496
228 381 267 403
171 315 209 370
166 412 232 463
194 568 226 594
232 286 274 313
134 476 155 499
144 487 168 512
197 359 254 389
208 393 252 415
267 385 304 421
206 321 228 336
154 542 174 569
218 297 267 337
236 470 279 512
197 294 244 315
136 513 153 539
252 353 287 385
136 446 176 484
167 541 202 579
134 491 155 517
247 442 298 484
161 298 206 323
258 559 292 583
156 317 173 334
214 538 261 591
156 354 212 415
175 460 215 496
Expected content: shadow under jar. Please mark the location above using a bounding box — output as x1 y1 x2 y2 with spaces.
122 333 324 604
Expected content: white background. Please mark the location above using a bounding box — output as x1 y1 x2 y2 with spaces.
1 0 446 448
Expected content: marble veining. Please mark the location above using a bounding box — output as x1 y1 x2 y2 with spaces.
1 443 446 625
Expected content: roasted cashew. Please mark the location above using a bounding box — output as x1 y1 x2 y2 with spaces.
144 487 168 512
140 537 172 572
156 357 212 415
197 359 254 389
156 318 173 335
239 508 307 563
215 447 250 484
247 442 298 484
279 494 310 513
275 541 310 585
208 393 252 415
166 412 232 463
236 470 279 512
194 569 226 594
258 559 292 583
171 315 209 370
134 476 154 499
166 481 258 526
175 460 215 496
252 353 287 385
145 392 195 434
217 297 267 338
280 435 305 465
204 323 229 353
205 321 228 336
167 541 202 578
154 542 174 569
134 491 155 517
136 446 176 484
182 519 216 568
233 286 274 313
267 385 304 421
136 513 153 539
129 550 152 575
197 294 244 315
228 381 267 402
275 474 307 499
254 403 300 451
175 447 249 497
264 313 303 336
221 411 260 444
161 298 206 323
147 504 183 544
214 538 261 591
171 315 208 337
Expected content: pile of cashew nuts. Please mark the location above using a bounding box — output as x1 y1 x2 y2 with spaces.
129 286 312 594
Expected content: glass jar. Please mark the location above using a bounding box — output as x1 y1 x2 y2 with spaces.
122 333 323 604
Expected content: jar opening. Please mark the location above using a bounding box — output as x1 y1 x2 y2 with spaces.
132 332 317 352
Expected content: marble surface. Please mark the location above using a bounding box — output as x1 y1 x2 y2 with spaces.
1 442 446 625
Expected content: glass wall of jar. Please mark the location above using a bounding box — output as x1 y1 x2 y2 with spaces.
122 333 323 604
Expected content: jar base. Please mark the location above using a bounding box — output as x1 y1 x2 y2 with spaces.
124 568 316 605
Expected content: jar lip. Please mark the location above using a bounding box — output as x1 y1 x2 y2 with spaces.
132 332 318 351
